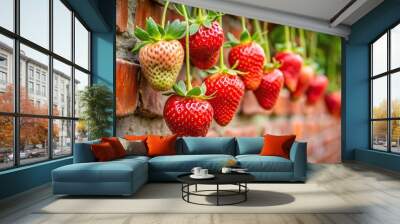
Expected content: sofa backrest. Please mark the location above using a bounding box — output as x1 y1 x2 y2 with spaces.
177 137 236 155
235 137 264 155
73 139 100 163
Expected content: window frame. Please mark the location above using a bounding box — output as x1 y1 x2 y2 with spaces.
0 0 92 171
370 21 400 154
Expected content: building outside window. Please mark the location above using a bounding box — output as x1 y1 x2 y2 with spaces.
0 0 91 170
370 23 400 154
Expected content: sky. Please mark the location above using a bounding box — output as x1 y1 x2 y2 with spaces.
0 0 89 74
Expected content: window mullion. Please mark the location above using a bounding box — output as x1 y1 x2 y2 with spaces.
48 0 54 160
71 10 76 155
388 30 391 152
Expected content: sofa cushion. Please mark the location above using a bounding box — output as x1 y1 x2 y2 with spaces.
149 154 235 172
178 137 236 155
259 134 296 159
146 135 177 157
101 137 127 158
236 155 293 172
53 158 147 183
236 137 264 155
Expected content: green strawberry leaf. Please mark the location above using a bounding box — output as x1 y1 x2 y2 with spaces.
131 41 147 54
189 23 200 35
226 69 237 75
146 17 161 40
172 82 186 96
174 4 186 17
177 80 187 93
157 24 165 36
200 83 207 95
252 32 261 42
134 27 150 41
187 87 202 97
165 20 186 40
162 92 175 96
203 19 212 28
240 29 252 43
227 33 238 42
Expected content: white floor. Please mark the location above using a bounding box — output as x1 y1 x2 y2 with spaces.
1 163 400 224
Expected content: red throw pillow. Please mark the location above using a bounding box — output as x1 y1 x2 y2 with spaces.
101 137 126 158
259 134 296 159
146 135 177 157
91 142 117 162
124 135 147 141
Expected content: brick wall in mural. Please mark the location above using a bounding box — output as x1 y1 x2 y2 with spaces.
115 0 342 163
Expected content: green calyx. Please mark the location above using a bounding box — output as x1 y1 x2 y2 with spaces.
206 61 246 76
163 80 214 100
224 30 256 47
132 17 186 54
264 58 281 71
174 5 223 36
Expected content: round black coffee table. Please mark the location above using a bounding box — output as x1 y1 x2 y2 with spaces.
177 173 255 206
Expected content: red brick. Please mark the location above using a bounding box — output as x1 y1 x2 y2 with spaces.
116 0 128 33
116 59 138 117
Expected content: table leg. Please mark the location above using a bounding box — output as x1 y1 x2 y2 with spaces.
217 184 219 206
245 183 247 201
195 184 198 192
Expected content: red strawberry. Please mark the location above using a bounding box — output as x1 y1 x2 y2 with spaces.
274 51 303 92
254 68 284 110
228 42 265 90
205 73 245 126
290 65 314 100
306 75 329 105
185 21 224 70
325 91 341 118
164 95 213 136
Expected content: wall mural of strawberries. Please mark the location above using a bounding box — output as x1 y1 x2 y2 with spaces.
116 0 342 163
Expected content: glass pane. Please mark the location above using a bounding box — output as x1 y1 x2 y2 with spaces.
53 119 72 157
20 117 49 165
74 69 89 118
372 33 387 76
53 0 72 60
372 121 388 151
20 44 49 115
391 72 400 118
0 0 14 31
391 24 400 70
372 76 387 119
0 35 14 113
75 120 88 143
75 18 89 70
0 116 14 170
391 120 400 153
20 0 49 49
53 59 72 117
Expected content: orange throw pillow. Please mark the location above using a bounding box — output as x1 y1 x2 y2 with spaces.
91 142 117 162
260 134 296 159
124 135 147 141
146 135 177 157
101 137 126 158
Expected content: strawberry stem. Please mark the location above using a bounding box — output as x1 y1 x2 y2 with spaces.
284 26 291 51
182 5 192 90
299 28 306 57
161 0 170 29
241 17 246 30
253 20 270 63
218 16 224 68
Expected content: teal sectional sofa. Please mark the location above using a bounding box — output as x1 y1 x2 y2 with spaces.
52 137 307 196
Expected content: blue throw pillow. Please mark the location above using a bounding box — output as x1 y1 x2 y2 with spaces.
236 137 264 155
180 137 236 155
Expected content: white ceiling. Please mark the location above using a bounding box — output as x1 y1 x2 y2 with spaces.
171 0 384 38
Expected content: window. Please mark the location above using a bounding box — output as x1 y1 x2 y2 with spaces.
0 0 91 170
370 23 400 154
